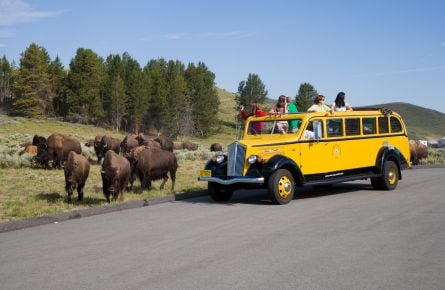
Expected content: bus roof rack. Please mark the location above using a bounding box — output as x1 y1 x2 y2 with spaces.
353 106 393 116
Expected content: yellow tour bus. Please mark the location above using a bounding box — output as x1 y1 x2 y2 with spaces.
198 108 411 204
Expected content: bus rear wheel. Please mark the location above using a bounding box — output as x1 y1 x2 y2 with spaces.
371 160 399 190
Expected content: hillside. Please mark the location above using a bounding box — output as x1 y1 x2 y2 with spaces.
365 102 445 140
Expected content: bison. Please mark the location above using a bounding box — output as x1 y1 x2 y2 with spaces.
128 146 177 191
136 133 157 145
154 136 174 152
19 145 38 156
181 141 198 151
95 135 121 162
36 133 81 169
409 140 428 165
120 134 139 154
32 134 47 149
101 150 131 203
63 151 90 202
210 143 223 152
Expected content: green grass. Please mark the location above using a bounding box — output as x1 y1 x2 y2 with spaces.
0 90 239 222
418 148 445 166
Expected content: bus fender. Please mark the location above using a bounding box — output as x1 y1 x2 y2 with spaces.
375 147 408 177
261 155 305 185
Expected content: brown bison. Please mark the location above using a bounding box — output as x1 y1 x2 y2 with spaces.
128 146 177 190
154 136 174 152
96 135 121 162
409 140 428 165
32 134 47 148
120 134 139 154
63 151 90 202
36 133 82 169
19 145 38 156
136 133 155 145
101 150 131 203
210 143 223 152
181 141 198 151
85 135 103 163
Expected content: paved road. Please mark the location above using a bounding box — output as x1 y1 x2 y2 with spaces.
1 168 444 290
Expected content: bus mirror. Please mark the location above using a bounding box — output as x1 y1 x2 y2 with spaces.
314 120 322 140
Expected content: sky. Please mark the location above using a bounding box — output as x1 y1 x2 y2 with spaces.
1 0 445 113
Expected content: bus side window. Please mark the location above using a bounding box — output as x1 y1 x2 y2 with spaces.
345 118 360 136
378 117 389 134
390 116 402 133
363 117 376 134
327 118 343 137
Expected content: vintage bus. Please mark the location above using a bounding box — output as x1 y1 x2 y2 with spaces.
198 108 411 204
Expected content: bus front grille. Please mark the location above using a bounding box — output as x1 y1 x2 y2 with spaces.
227 142 246 177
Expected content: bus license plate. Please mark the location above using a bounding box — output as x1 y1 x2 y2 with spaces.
199 170 212 177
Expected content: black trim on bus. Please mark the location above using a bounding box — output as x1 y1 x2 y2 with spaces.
303 166 377 185
251 133 408 147
261 155 305 185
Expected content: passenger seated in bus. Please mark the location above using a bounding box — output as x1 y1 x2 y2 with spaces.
304 130 315 139
269 95 288 133
240 102 267 134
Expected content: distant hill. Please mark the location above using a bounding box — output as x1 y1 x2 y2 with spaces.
216 90 445 141
363 102 445 141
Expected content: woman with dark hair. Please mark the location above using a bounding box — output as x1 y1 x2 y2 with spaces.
331 92 352 113
269 95 289 133
307 95 330 112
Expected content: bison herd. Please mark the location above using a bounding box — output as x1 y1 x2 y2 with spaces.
25 133 223 203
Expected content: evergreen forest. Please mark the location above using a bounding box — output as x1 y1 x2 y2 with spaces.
0 43 220 137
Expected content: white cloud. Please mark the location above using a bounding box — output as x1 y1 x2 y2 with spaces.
0 0 62 25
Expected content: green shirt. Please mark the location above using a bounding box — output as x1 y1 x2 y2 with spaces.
287 102 300 132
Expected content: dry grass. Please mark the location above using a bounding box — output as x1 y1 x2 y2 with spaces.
0 158 207 222
0 90 239 222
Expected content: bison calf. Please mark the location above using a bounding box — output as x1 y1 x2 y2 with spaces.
19 145 38 156
64 151 90 202
101 150 131 203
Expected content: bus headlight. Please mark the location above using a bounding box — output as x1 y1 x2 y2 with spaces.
248 154 258 164
215 154 225 164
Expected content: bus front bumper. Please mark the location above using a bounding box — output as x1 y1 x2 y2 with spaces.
198 176 265 185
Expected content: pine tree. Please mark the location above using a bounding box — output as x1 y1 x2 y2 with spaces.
104 54 127 132
185 62 219 136
12 43 52 117
122 52 145 133
166 60 188 136
295 82 318 111
236 73 268 109
143 58 169 133
49 56 67 116
0 56 15 104
66 48 105 123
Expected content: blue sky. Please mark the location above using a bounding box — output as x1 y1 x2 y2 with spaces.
1 0 445 113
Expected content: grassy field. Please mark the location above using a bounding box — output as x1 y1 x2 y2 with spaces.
0 90 240 222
